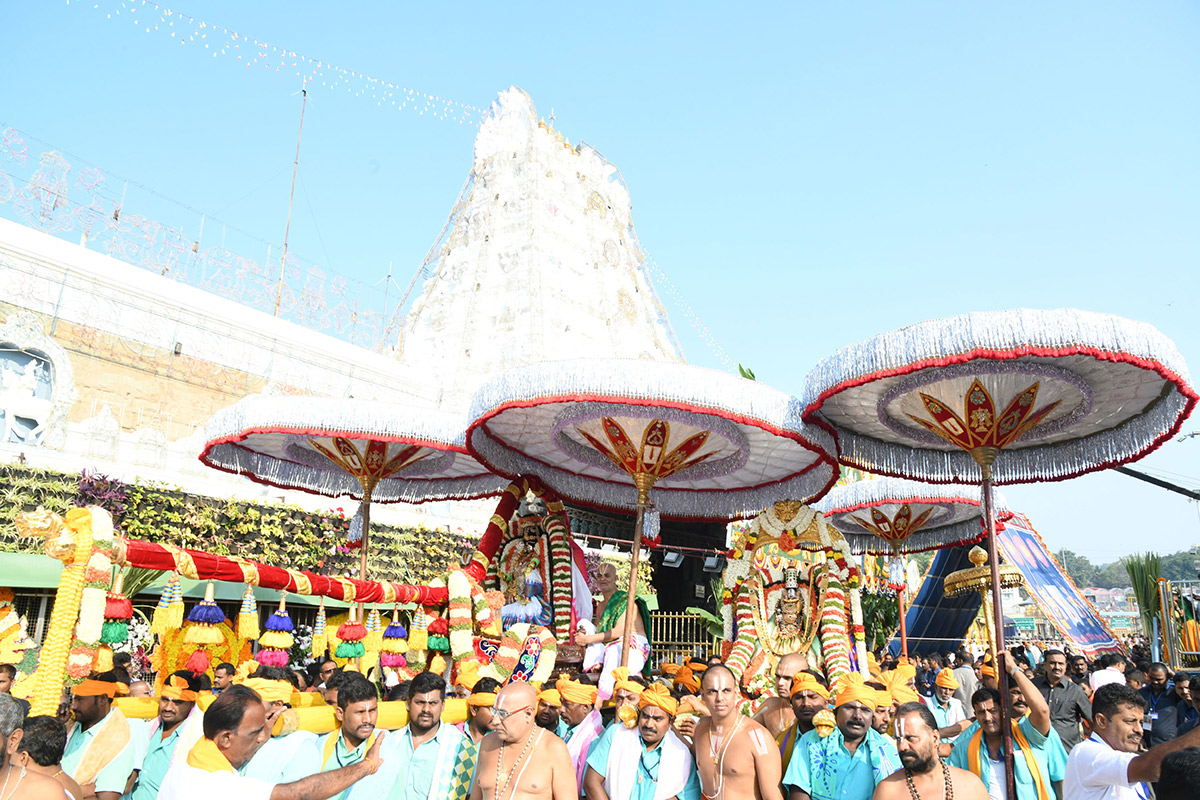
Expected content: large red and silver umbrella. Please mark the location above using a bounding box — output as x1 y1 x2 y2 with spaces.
817 476 1012 655
201 395 506 586
803 307 1196 794
467 358 840 665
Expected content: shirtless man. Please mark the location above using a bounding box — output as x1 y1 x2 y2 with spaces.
872 702 987 800
693 665 783 800
753 653 810 738
471 682 577 800
577 564 650 701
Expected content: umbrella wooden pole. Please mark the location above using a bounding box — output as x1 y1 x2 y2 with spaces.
356 479 378 671
620 473 656 668
897 589 908 658
974 446 1015 800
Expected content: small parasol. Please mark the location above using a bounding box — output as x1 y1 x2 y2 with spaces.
803 308 1196 796
818 476 1013 656
943 545 1025 664
468 358 840 666
201 395 506 595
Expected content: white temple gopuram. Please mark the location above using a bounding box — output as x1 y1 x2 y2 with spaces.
396 87 684 411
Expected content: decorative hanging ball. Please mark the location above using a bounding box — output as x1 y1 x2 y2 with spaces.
182 582 225 674
151 572 185 636
311 600 328 659
334 606 367 659
365 607 383 651
257 596 294 667
237 585 260 640
100 572 133 646
380 606 408 668
407 609 429 652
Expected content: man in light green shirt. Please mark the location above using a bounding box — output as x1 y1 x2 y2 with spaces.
63 672 136 800
316 673 389 800
387 671 471 800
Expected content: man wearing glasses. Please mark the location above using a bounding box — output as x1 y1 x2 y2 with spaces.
471 681 577 799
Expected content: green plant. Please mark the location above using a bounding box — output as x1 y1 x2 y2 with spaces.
1125 552 1162 636
684 606 725 640
859 589 901 652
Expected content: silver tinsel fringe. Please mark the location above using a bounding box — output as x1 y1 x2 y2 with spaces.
466 358 840 519
802 309 1196 484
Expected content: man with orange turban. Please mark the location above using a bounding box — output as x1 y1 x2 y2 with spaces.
781 674 901 800
672 667 700 696
557 675 604 789
777 672 830 775
536 688 569 739
926 668 970 755
126 671 204 800
62 671 135 800
583 683 701 800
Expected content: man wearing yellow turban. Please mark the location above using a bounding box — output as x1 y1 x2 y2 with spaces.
62 671 135 800
610 667 645 719
536 688 570 739
776 672 830 775
465 677 502 745
238 667 321 785
583 683 701 800
558 676 604 789
927 668 970 755
781 674 901 800
673 667 700 696
125 672 204 800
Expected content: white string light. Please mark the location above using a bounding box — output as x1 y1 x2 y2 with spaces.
68 0 483 127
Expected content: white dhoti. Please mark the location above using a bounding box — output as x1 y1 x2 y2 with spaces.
578 619 650 701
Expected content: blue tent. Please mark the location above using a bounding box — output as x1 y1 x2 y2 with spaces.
887 544 982 657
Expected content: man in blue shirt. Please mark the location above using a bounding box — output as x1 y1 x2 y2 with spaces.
125 671 203 800
583 683 700 800
782 678 901 800
1138 663 1178 748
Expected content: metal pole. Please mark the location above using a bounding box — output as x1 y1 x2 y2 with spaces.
976 448 1016 800
274 86 308 316
620 474 655 668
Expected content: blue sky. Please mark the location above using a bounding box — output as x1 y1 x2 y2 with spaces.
4 1 1199 564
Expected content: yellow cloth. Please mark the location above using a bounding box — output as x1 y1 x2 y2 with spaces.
161 674 198 702
891 685 920 705
685 660 708 673
320 730 376 771
467 692 497 707
875 689 893 710
935 668 960 690
659 662 683 677
673 667 700 693
69 708 131 786
186 737 234 773
980 663 996 678
889 663 917 686
966 722 1051 800
833 675 876 709
72 678 129 697
538 689 562 707
456 660 482 690
242 678 293 704
789 673 830 701
556 677 598 705
611 667 644 697
639 683 678 717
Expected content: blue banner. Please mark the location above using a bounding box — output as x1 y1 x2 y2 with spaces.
997 515 1124 658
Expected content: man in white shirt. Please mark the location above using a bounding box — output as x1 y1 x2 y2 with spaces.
1064 682 1200 800
158 684 384 800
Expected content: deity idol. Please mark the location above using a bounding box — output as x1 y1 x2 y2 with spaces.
723 501 869 701
497 496 555 628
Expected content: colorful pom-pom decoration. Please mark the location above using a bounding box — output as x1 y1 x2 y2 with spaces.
183 583 226 646
407 609 429 652
365 607 383 651
334 606 367 659
257 596 294 667
151 572 184 637
311 600 327 660
382 607 408 655
237 585 260 640
100 574 133 646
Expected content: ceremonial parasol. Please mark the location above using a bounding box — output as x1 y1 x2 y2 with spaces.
200 395 507 589
467 358 840 665
803 307 1196 795
817 475 1013 655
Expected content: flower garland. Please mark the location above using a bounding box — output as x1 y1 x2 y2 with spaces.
150 620 252 690
447 570 475 667
819 576 852 684
71 507 115 678
480 623 558 685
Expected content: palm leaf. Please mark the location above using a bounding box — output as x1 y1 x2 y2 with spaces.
1125 553 1162 636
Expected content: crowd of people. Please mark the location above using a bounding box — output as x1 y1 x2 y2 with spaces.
3 638 1200 799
